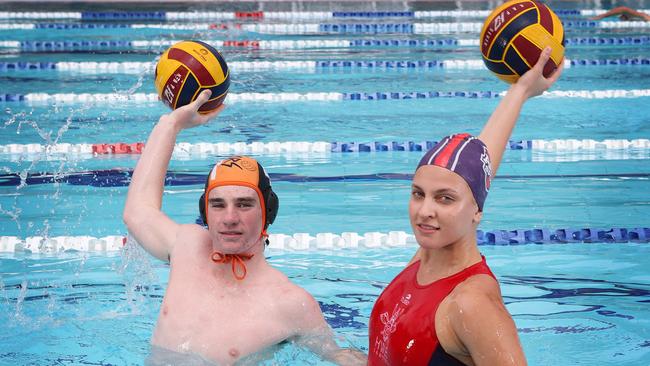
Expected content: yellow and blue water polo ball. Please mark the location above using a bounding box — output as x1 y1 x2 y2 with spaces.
480 0 565 84
154 40 229 113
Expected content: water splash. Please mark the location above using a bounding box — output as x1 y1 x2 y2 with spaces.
117 234 159 314
3 109 27 129
0 275 8 307
13 279 28 325
15 113 51 141
121 61 156 96
0 202 22 229
37 219 51 239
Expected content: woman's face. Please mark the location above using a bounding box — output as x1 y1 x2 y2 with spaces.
409 165 481 249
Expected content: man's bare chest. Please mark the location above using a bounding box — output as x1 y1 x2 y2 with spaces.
156 280 294 360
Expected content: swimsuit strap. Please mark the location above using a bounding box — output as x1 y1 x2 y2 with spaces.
211 252 255 280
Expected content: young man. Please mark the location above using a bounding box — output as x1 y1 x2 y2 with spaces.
123 91 365 365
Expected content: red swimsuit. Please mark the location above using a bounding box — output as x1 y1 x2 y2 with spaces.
368 256 496 366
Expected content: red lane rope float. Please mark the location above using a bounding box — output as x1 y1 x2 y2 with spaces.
222 40 260 48
92 142 144 154
208 23 242 30
235 11 264 19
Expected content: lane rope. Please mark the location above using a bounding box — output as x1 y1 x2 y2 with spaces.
2 90 650 104
1 139 649 161
1 10 648 21
2 36 648 53
1 21 648 33
1 58 649 74
1 227 647 253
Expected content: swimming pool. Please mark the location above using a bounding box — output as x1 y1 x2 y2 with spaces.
1 0 649 364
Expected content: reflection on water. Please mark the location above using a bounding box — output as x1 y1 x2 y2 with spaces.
147 345 217 366
146 341 328 366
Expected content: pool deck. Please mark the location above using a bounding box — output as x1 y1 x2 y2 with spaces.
0 0 585 15
4 0 488 2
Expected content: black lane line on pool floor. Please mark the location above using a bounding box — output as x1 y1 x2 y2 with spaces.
0 170 649 187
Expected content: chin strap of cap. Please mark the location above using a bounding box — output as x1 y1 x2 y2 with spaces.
211 252 255 281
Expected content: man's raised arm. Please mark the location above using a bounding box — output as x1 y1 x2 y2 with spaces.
123 90 223 261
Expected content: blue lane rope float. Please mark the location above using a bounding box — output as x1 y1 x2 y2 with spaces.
13 40 134 52
567 36 650 46
567 58 650 66
346 36 650 47
328 139 650 152
476 227 650 244
318 23 415 33
1 58 649 73
349 39 461 47
1 227 648 254
34 23 132 29
332 11 415 18
80 11 167 20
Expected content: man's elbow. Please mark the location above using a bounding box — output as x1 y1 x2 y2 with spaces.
122 205 141 231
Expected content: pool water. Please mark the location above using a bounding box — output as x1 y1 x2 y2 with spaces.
1 243 649 365
1 0 649 365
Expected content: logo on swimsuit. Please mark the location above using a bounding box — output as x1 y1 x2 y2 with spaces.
401 294 411 306
374 294 411 363
379 304 404 342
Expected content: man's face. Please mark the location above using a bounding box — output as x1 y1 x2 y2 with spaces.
206 185 264 254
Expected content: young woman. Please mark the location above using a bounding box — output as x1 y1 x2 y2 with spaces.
368 47 563 366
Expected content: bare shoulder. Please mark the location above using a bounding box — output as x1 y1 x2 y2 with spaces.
168 224 211 259
269 269 319 308
264 269 324 327
447 274 504 321
456 273 501 297
444 275 527 365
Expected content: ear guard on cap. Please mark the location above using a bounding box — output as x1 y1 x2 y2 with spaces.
264 189 279 227
199 193 207 225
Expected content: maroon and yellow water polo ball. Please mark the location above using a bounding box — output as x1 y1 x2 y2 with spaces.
480 0 565 84
154 40 230 113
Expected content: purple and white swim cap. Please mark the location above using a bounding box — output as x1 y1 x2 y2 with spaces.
416 133 492 211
